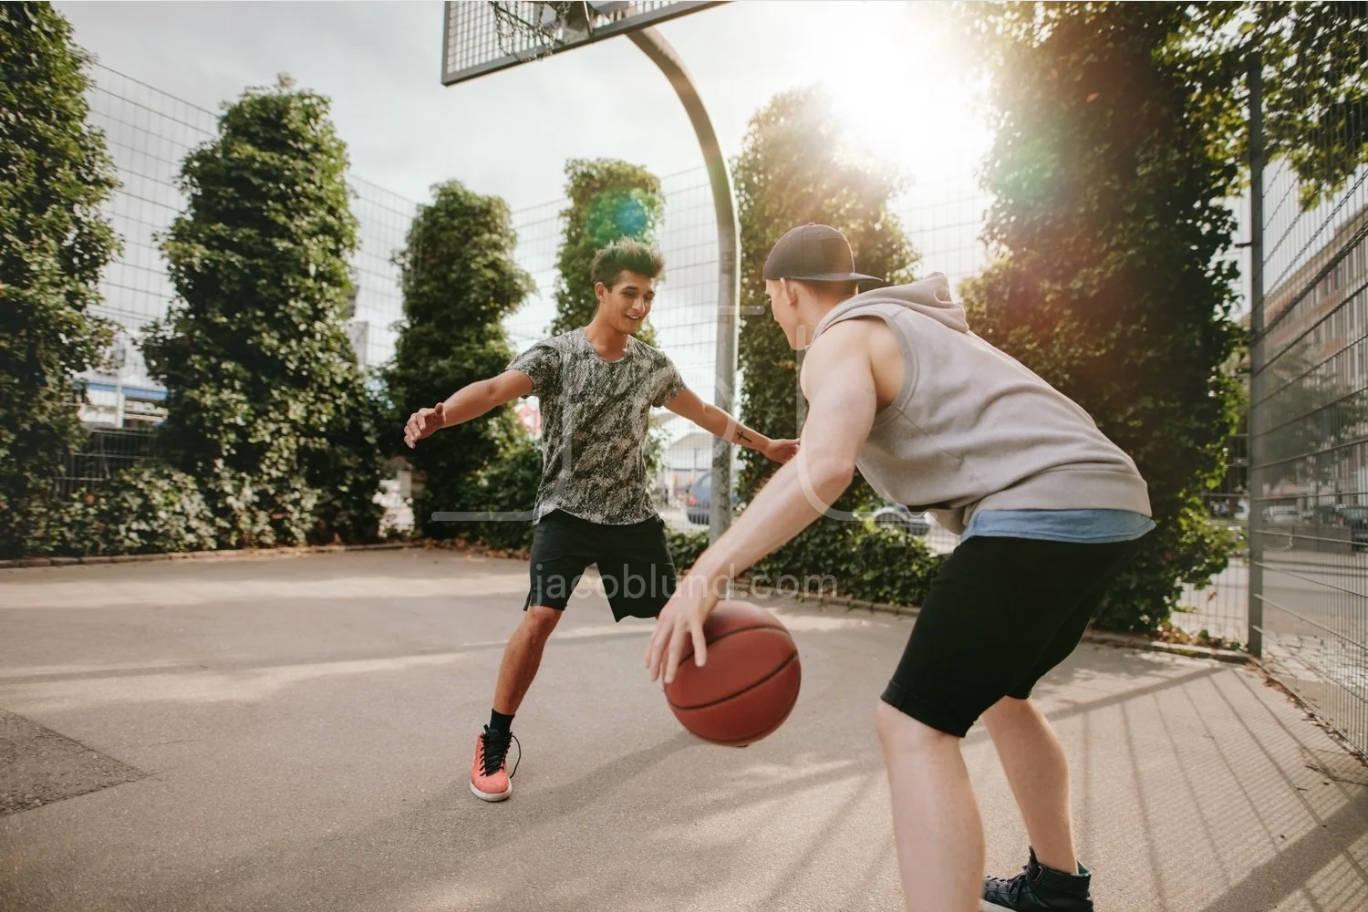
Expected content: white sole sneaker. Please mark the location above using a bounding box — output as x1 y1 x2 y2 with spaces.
469 779 512 802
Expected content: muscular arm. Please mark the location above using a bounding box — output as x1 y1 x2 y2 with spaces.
686 321 878 581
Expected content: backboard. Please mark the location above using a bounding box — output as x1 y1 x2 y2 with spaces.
442 1 721 85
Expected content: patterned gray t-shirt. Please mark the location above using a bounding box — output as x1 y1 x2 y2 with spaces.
508 330 686 525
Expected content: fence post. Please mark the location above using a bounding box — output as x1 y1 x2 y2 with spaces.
1246 52 1265 660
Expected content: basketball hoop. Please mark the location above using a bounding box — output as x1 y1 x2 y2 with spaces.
446 3 717 85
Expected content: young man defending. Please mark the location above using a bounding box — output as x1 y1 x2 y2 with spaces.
647 224 1152 912
405 238 797 803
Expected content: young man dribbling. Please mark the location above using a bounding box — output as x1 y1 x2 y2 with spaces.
647 224 1153 912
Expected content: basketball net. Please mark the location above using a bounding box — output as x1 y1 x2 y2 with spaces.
489 2 597 62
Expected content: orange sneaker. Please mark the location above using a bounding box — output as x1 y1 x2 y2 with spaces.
469 725 518 802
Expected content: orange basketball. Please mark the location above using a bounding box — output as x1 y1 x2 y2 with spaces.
663 601 801 746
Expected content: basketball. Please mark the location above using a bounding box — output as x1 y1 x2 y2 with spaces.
663 601 801 746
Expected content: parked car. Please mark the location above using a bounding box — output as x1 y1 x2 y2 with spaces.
871 503 931 537
685 472 738 526
1338 506 1368 551
1263 505 1300 526
1211 496 1250 522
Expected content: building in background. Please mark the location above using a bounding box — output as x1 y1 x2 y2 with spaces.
664 428 712 505
1257 192 1368 516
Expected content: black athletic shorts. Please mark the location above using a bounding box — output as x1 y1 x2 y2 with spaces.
881 534 1144 737
525 509 677 621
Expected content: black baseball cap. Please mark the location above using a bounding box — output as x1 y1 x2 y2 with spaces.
762 223 883 285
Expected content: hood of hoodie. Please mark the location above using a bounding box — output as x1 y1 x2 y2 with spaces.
815 272 969 336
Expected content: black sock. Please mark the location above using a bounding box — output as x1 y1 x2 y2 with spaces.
488 709 514 734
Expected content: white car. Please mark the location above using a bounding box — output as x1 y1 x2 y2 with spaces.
871 504 931 537
1264 505 1300 525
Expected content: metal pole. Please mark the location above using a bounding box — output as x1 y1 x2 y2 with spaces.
627 27 740 544
1248 53 1266 660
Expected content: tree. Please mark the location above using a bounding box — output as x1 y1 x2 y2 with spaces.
0 3 119 558
733 87 942 597
385 180 533 541
144 76 384 548
550 158 664 339
734 86 918 504
963 3 1368 632
1179 3 1368 208
963 3 1249 631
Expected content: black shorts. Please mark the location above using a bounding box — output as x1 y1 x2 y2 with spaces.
525 509 677 621
881 534 1143 737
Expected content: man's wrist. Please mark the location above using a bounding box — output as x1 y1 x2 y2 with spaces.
692 551 737 586
733 427 769 452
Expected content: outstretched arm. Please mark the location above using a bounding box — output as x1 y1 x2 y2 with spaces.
646 321 879 682
404 369 534 449
664 386 798 464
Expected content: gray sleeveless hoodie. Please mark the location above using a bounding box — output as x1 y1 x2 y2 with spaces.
809 273 1151 535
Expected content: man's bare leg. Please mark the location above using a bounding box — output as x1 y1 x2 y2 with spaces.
981 696 1077 874
876 701 985 912
492 605 562 714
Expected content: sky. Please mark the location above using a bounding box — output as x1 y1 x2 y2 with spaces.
55 1 994 211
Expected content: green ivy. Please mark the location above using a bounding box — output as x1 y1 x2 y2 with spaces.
0 3 118 558
143 76 384 549
962 3 1246 632
730 87 933 601
550 158 664 342
734 87 918 507
385 180 535 543
52 465 218 556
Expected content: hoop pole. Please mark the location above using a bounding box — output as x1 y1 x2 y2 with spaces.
627 26 740 544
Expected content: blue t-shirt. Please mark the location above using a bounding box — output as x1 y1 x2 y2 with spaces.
962 509 1155 544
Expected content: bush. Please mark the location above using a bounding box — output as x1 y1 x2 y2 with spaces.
751 519 944 605
665 517 944 609
197 461 318 550
55 465 217 556
456 419 545 552
666 525 709 573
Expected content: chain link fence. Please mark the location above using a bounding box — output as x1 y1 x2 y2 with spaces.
1250 51 1368 756
73 59 993 541
71 64 418 491
80 63 418 416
